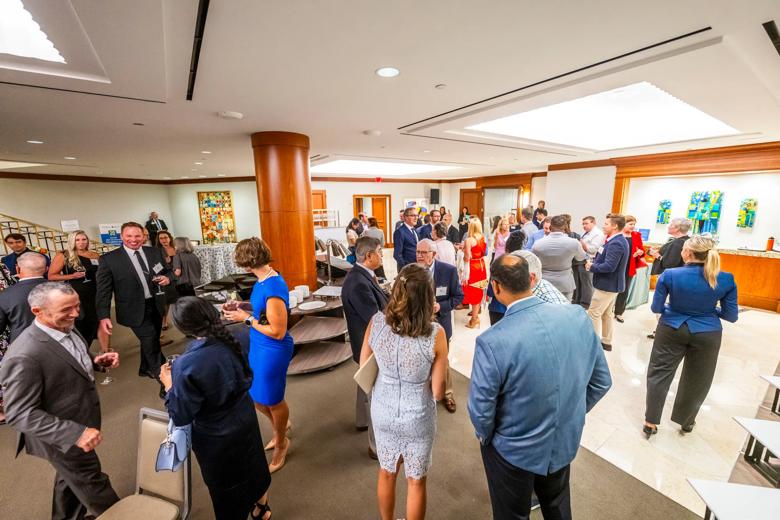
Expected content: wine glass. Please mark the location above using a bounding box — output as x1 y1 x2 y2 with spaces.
99 348 114 385
73 264 88 283
152 275 166 296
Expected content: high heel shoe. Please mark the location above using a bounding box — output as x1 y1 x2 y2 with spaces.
465 316 480 329
264 420 292 451
251 499 271 519
642 424 658 439
269 438 290 474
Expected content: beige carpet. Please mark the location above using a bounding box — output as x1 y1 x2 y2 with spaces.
0 322 701 519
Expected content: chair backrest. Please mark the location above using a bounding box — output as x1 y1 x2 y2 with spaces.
136 407 191 519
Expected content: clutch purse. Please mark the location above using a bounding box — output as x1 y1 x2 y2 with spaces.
353 353 378 394
155 419 192 472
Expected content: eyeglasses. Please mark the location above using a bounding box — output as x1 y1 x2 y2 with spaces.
416 251 434 256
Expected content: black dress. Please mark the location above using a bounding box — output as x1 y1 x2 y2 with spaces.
166 338 271 520
63 253 100 346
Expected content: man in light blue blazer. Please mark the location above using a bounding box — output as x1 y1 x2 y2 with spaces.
468 253 612 520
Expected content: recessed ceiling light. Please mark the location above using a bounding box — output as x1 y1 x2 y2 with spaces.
310 159 459 176
423 150 431 153
132 122 145 126
218 111 244 120
201 150 211 154
63 156 77 160
466 81 738 151
0 0 66 63
194 162 203 165
375 67 400 78
198 175 207 178
26 139 44 144
163 176 171 180
434 84 447 90
181 176 189 179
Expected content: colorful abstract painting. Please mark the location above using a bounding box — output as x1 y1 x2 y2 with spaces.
737 198 757 228
656 199 672 224
404 198 429 218
687 190 723 235
197 191 237 244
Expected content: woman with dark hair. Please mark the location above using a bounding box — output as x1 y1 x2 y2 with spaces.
156 230 178 330
223 237 293 473
160 296 272 519
360 263 449 520
458 207 470 239
346 218 361 264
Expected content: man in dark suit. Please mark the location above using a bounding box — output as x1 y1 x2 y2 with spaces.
96 222 172 389
144 211 168 246
416 209 441 241
2 233 51 278
647 217 691 338
443 212 461 244
392 207 419 270
0 252 48 342
1 282 120 519
342 236 388 459
416 239 464 413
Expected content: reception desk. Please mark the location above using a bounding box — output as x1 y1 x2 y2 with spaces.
646 246 780 313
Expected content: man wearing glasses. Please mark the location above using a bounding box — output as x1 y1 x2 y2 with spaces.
392 208 420 270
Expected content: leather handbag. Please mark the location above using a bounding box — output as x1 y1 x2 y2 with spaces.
353 353 378 395
155 419 192 472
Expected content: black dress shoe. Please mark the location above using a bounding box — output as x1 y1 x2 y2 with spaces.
356 425 368 432
615 316 624 323
643 425 658 439
601 342 612 351
681 421 696 433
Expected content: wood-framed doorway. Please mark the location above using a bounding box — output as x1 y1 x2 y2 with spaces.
459 188 484 225
352 194 392 247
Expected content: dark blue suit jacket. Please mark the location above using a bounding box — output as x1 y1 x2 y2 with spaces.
431 261 464 340
393 225 418 269
590 235 630 293
341 264 388 362
417 224 433 241
0 277 47 342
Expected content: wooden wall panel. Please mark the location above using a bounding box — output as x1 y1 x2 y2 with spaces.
719 253 780 312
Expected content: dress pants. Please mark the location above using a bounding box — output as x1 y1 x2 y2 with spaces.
356 385 376 451
132 298 165 377
481 443 571 520
50 448 119 520
645 323 722 426
613 270 633 316
573 268 594 308
587 289 618 345
489 311 505 325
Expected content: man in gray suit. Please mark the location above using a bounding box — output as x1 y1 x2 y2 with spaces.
1 282 120 519
532 215 586 301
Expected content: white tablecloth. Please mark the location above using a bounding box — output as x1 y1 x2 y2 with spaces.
193 243 239 285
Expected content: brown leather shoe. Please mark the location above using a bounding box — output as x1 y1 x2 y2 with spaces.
601 342 612 351
444 397 457 413
368 446 378 460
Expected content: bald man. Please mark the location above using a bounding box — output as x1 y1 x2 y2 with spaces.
0 252 49 342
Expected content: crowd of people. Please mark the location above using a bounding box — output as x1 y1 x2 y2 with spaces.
0 202 740 520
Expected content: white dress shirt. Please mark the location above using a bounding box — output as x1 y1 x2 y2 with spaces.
35 320 94 381
123 245 152 299
434 239 457 266
581 228 606 259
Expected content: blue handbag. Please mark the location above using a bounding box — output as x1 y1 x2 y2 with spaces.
155 419 192 472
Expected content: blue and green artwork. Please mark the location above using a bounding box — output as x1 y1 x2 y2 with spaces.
656 200 672 224
687 190 723 235
737 198 757 229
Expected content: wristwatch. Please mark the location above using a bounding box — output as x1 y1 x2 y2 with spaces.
244 316 254 327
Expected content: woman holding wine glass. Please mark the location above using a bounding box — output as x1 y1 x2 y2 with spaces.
49 230 102 347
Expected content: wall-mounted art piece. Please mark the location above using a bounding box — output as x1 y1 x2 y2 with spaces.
404 198 429 219
736 198 757 229
197 191 237 244
687 190 723 235
656 199 672 224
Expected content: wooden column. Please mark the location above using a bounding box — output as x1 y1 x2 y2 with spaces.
251 131 317 289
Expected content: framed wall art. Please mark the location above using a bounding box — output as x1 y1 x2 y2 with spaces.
736 198 757 229
197 191 237 244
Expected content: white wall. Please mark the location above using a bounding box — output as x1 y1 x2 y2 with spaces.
0 178 172 240
531 176 546 206
440 181 477 215
166 181 260 241
624 172 780 249
544 166 616 227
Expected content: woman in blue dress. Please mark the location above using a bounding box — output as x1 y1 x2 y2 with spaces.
224 237 294 473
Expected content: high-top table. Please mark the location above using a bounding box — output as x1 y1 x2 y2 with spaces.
734 416 780 487
193 243 238 285
688 479 780 519
761 375 780 416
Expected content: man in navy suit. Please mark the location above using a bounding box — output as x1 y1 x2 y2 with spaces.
341 236 388 458
586 213 630 351
392 208 419 270
416 239 464 413
416 209 442 241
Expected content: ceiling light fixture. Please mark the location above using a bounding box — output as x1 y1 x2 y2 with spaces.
217 174 226 177
375 67 400 78
0 0 66 63
63 156 77 160
218 111 244 120
201 150 212 154
423 150 431 153
310 159 459 176
163 176 171 180
467 81 738 151
194 162 203 165
26 139 44 144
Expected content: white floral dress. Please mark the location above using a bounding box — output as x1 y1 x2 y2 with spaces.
369 312 439 479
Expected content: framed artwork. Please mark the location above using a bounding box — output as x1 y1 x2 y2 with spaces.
656 200 671 224
737 198 757 229
687 190 723 235
197 191 237 244
403 198 430 218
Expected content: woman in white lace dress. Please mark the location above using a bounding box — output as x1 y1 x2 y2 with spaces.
359 263 449 520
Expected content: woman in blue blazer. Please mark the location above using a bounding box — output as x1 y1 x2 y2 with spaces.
161 297 272 520
643 236 738 438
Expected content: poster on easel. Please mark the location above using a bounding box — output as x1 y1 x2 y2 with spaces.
197 191 237 244
99 223 122 245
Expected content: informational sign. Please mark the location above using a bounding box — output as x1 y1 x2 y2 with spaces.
60 219 80 232
638 228 650 242
99 223 123 245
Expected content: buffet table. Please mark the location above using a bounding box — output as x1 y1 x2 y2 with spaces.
194 243 239 285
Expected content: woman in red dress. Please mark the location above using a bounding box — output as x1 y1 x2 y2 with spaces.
462 218 488 329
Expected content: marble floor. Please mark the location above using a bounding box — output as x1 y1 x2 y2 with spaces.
380 249 780 514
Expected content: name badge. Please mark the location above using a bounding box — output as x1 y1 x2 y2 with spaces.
436 286 447 297
597 247 605 255
90 259 100 266
152 263 164 274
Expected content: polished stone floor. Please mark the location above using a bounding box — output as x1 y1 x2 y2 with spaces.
380 249 780 514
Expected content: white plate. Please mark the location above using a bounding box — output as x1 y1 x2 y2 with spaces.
298 300 326 311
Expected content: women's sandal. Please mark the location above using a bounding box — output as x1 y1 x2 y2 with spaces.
251 500 271 519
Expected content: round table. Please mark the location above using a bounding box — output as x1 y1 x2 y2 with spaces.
193 243 238 285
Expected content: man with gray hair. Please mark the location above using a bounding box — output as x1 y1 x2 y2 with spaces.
341 236 388 458
0 252 48 343
1 282 120 518
647 217 691 338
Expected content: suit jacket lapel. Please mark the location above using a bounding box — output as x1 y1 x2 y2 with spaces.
31 326 92 382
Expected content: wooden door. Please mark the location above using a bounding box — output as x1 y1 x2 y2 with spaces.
460 188 484 225
371 196 389 246
312 190 327 227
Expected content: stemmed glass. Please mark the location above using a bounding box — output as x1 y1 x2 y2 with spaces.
73 264 90 283
99 348 115 385
152 275 166 296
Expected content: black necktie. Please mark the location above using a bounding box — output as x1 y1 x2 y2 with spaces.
134 250 149 277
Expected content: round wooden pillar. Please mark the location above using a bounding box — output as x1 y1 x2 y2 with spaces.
251 131 317 289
